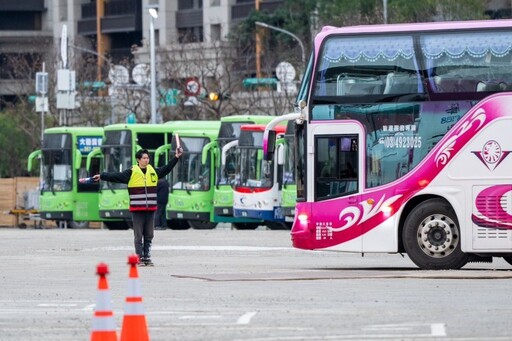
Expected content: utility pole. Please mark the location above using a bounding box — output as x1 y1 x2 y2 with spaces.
255 0 262 78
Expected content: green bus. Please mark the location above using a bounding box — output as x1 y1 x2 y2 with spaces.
27 127 104 228
155 121 221 229
209 115 277 229
87 123 176 230
88 121 211 229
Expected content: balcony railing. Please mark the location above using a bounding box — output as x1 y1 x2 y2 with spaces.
176 9 203 28
104 0 139 16
0 0 45 11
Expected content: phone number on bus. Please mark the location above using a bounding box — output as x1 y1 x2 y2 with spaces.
379 135 422 149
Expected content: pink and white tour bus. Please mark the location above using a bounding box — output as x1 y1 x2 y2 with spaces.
265 19 512 269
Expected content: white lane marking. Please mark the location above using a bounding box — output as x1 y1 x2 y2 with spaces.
84 245 292 252
179 315 222 320
431 323 447 336
237 311 257 324
82 304 95 311
37 303 77 307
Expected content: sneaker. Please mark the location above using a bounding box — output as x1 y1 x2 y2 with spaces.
144 258 154 266
138 257 147 266
154 226 167 230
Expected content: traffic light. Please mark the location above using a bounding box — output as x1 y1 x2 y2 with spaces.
209 92 220 101
208 92 230 101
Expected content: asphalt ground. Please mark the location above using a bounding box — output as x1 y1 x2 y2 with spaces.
1 226 511 340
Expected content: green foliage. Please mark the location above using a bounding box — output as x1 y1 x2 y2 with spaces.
316 0 489 26
0 111 35 178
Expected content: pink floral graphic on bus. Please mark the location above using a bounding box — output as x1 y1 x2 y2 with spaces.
332 194 403 232
293 94 512 250
472 140 511 171
434 108 486 167
472 185 512 229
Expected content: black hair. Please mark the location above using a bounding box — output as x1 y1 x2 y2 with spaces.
135 149 149 160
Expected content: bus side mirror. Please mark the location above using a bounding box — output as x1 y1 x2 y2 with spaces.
263 130 276 161
75 150 82 170
276 144 285 165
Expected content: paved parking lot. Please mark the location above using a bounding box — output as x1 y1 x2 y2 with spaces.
1 227 512 340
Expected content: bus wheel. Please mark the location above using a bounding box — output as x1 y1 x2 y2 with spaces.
188 220 217 230
503 257 512 266
402 198 468 270
232 223 260 230
68 221 89 229
167 219 190 230
104 221 130 230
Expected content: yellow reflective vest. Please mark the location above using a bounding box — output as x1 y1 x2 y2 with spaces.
127 164 158 211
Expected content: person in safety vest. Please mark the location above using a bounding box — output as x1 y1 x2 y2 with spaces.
90 147 183 266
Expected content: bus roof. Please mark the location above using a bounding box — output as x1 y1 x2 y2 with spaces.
316 19 512 48
241 124 286 134
173 124 220 139
318 19 512 37
165 120 220 131
45 126 103 135
103 123 171 133
220 115 276 124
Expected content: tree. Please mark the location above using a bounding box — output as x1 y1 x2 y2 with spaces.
315 0 489 27
0 109 36 177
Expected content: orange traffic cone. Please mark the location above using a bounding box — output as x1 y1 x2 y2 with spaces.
90 263 118 341
120 254 149 341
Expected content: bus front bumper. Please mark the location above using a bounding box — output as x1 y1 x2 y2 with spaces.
100 210 131 219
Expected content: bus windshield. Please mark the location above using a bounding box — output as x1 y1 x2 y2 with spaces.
42 134 72 192
309 28 512 190
236 129 272 189
102 130 132 189
172 137 211 191
313 30 512 107
216 122 246 186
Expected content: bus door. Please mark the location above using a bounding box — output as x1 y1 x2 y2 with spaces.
310 122 363 251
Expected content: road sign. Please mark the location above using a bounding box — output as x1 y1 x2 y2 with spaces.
35 97 48 112
36 72 48 95
184 78 200 97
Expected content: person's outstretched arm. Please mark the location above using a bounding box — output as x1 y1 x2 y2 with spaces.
92 168 132 184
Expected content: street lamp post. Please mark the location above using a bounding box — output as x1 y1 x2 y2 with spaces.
147 4 159 124
254 21 306 77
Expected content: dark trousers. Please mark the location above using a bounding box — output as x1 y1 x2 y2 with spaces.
155 202 167 228
131 211 155 259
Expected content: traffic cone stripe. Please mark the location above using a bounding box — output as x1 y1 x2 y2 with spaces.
95 311 114 317
126 297 143 303
92 315 117 331
91 262 118 341
95 291 112 310
120 254 149 341
127 279 141 295
124 302 145 315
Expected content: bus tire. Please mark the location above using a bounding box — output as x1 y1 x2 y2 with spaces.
103 221 130 230
402 198 468 270
232 222 261 230
503 256 512 266
167 219 190 230
188 220 217 230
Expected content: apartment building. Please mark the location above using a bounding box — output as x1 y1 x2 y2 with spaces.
1 0 509 115
0 0 286 116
